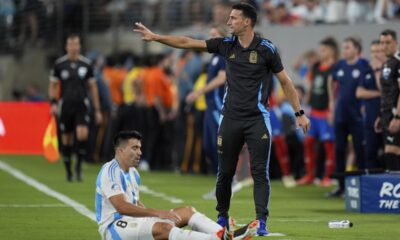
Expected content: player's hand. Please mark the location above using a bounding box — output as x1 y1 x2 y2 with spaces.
388 118 400 134
50 104 58 116
95 110 102 125
296 115 311 134
185 90 201 105
374 117 382 133
156 210 182 223
133 22 159 41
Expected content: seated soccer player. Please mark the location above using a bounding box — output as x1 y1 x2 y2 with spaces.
95 130 258 240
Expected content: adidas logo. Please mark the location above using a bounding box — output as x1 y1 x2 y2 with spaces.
229 53 235 59
262 134 268 140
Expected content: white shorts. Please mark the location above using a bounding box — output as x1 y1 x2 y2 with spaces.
104 216 174 240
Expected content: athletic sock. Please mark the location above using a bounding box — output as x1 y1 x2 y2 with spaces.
323 141 335 178
61 145 73 181
273 136 291 176
304 137 316 177
384 153 397 171
76 140 88 180
168 226 218 240
188 212 221 234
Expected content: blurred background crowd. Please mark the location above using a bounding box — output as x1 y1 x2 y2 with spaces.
0 0 399 184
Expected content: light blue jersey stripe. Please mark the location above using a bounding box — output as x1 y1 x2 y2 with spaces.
257 83 272 210
95 165 106 223
108 224 122 240
133 171 140 186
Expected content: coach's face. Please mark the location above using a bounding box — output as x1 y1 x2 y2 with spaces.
227 9 250 35
120 138 142 168
370 44 384 62
380 35 397 57
209 27 222 38
66 37 81 56
342 41 357 61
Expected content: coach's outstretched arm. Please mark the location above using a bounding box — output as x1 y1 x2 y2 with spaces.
134 22 207 50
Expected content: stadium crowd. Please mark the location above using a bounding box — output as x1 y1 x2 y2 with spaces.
2 0 400 192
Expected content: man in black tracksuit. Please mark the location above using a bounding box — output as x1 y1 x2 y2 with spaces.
375 29 400 170
134 3 310 236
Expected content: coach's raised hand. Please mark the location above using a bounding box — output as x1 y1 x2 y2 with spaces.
134 22 159 41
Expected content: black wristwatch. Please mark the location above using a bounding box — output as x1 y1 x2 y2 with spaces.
394 114 400 120
294 109 305 117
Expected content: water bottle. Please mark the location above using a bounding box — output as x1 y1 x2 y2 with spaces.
328 220 353 228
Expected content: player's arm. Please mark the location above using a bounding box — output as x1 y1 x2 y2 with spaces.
134 22 207 51
327 75 336 123
275 69 310 133
48 76 59 116
387 72 400 133
186 70 226 104
88 79 102 124
356 86 380 99
109 194 181 222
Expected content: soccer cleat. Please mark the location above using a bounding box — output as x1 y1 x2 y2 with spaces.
256 219 269 236
282 175 296 188
326 187 344 198
217 227 233 240
202 189 216 200
233 219 259 240
318 176 333 187
296 174 314 185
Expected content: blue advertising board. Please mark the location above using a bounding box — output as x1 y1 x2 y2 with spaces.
345 174 400 213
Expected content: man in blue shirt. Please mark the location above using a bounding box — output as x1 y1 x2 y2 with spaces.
186 25 228 174
328 37 370 197
356 40 385 169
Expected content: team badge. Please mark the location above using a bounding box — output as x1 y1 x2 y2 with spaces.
61 70 69 80
111 183 121 191
337 69 344 77
352 69 360 78
365 74 371 80
211 56 219 66
249 51 257 63
78 66 88 79
382 67 391 80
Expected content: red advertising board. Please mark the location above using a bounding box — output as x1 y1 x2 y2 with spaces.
0 102 50 154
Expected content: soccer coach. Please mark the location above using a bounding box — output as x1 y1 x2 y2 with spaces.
134 2 310 235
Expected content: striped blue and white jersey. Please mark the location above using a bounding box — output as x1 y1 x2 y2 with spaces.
95 159 141 236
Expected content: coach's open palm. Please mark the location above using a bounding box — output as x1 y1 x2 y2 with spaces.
296 115 311 134
134 22 158 41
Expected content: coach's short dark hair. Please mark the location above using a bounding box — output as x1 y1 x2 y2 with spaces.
345 36 362 53
380 29 397 41
232 2 257 27
66 33 80 41
320 36 339 60
371 39 380 46
113 130 142 149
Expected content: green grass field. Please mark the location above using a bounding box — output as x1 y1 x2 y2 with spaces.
0 155 399 240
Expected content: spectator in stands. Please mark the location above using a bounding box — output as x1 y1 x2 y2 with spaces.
24 82 45 101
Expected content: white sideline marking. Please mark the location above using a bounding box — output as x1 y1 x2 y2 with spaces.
0 160 96 222
0 204 69 208
140 185 184 204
